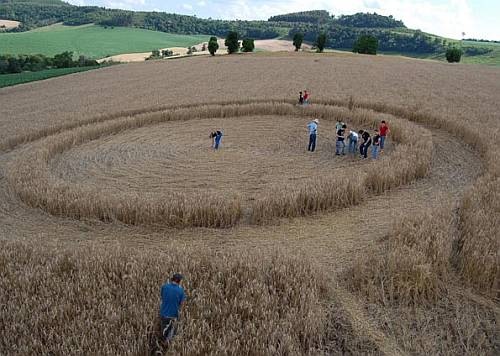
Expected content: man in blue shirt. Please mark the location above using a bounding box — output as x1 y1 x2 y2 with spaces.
160 273 186 342
307 119 319 152
210 130 223 149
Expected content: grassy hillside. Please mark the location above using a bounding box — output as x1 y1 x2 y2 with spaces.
0 23 209 58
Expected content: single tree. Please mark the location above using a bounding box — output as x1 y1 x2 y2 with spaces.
293 32 304 51
225 31 240 54
445 47 462 63
353 35 379 55
316 33 327 53
241 38 255 52
208 36 219 56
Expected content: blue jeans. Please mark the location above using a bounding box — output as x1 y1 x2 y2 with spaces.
214 137 222 149
360 142 371 158
380 136 386 149
348 138 358 153
372 145 379 159
336 140 345 155
308 134 316 152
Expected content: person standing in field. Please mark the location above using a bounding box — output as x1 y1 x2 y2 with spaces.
372 129 381 159
307 118 319 152
347 129 359 154
303 90 310 105
335 119 345 132
210 130 223 149
359 129 372 159
336 124 347 155
160 273 186 343
299 91 304 105
379 120 389 152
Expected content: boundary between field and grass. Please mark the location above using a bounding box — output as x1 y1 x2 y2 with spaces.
0 65 113 88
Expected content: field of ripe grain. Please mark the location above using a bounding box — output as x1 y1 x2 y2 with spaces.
0 52 498 354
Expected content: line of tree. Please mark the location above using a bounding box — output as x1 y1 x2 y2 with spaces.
268 10 331 24
2 3 491 59
464 38 500 44
335 13 405 28
289 25 445 54
0 2 282 39
0 51 99 74
268 11 405 29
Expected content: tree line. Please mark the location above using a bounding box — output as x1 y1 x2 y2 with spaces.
0 51 99 74
289 24 445 54
268 11 405 29
0 2 477 58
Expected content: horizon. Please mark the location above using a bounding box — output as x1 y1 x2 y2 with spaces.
66 0 500 41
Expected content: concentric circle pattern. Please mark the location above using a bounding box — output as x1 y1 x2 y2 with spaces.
51 115 361 199
7 101 432 228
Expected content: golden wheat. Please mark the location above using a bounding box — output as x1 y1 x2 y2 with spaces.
7 102 432 228
0 53 498 355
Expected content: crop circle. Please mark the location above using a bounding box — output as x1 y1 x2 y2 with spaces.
8 101 431 228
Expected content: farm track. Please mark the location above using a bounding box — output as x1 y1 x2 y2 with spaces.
0 125 481 355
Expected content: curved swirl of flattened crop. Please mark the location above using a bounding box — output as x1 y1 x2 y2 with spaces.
7 101 432 228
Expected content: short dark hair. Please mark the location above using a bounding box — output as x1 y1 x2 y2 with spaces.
358 129 364 134
342 124 347 128
381 120 386 124
171 273 183 283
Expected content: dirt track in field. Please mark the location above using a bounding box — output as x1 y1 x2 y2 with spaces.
0 20 20 29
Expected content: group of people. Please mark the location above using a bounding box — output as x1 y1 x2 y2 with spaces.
308 118 390 159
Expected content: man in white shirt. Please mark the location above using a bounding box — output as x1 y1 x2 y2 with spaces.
307 119 319 152
347 129 359 154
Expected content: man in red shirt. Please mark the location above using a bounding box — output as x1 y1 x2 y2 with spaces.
379 120 389 151
303 90 310 105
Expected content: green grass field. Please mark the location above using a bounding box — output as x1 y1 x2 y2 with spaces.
0 66 104 88
0 24 210 58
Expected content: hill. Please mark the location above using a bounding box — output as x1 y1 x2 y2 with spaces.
0 2 498 65
0 23 208 58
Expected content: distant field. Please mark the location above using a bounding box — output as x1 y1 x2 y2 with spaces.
0 19 20 29
0 24 210 58
0 66 102 88
376 43 500 66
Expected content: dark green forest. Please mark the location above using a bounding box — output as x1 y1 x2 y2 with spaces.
0 1 492 56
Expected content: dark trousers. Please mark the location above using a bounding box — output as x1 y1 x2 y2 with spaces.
308 133 317 152
161 317 177 342
360 142 371 158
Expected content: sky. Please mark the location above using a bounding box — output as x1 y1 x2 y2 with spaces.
67 0 500 40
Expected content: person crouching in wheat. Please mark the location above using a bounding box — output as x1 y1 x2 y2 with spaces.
159 273 186 344
210 130 223 149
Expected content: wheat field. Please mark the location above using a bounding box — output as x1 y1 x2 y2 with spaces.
0 52 498 355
